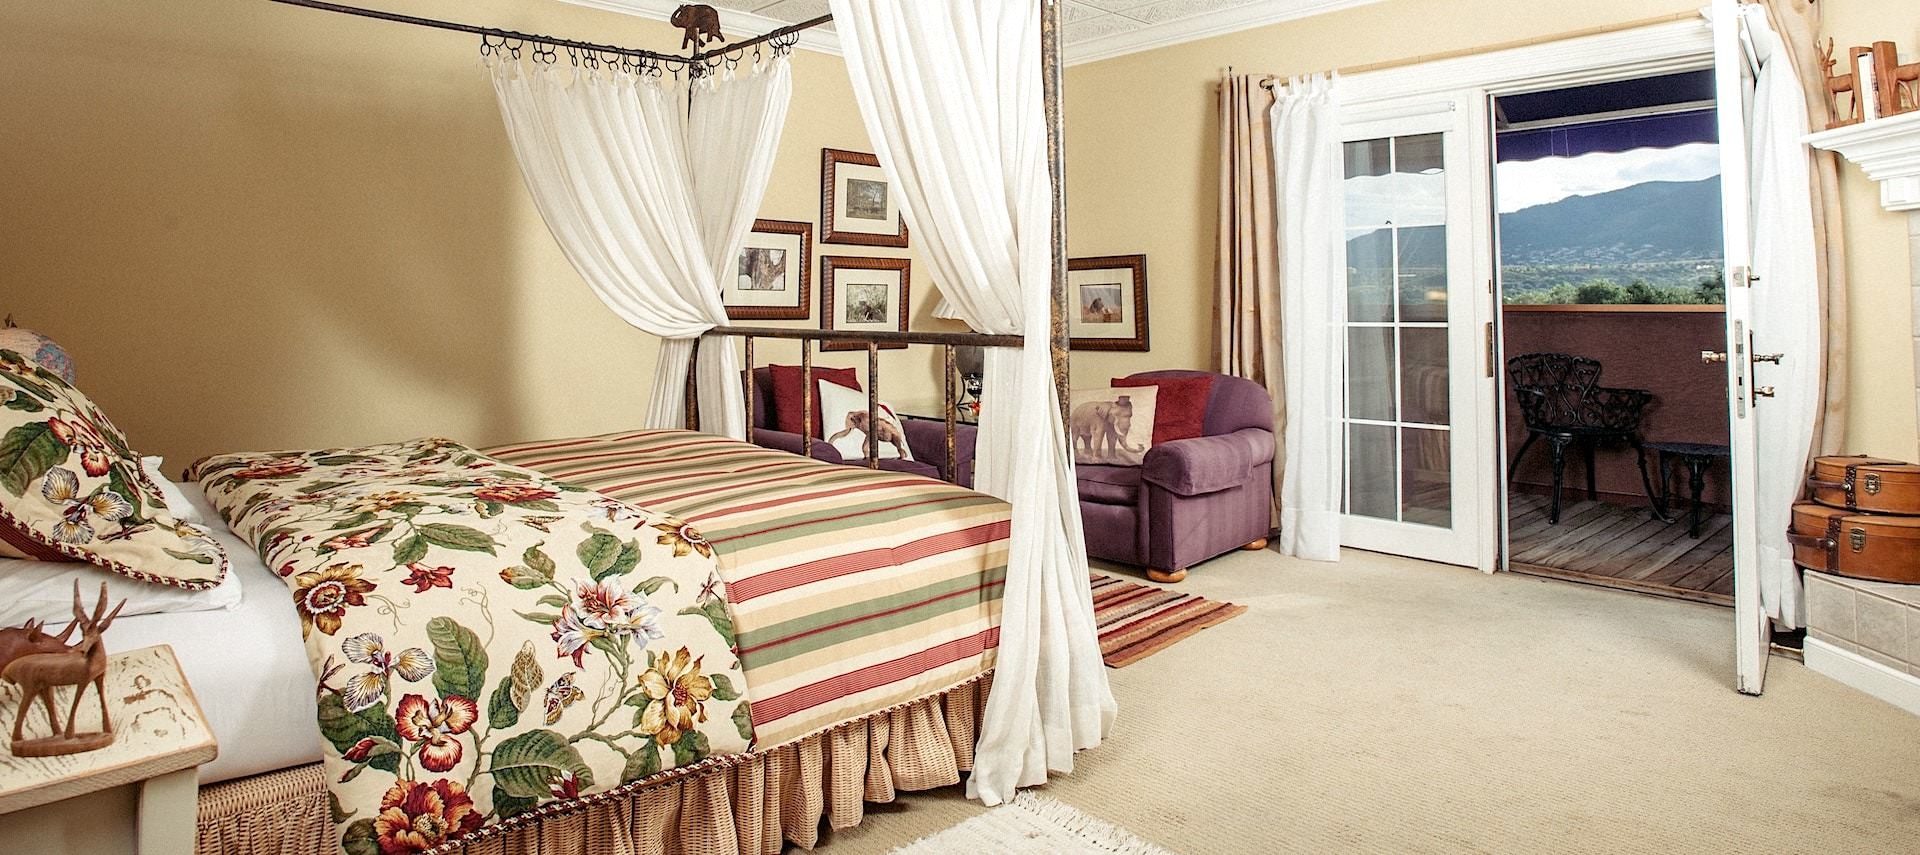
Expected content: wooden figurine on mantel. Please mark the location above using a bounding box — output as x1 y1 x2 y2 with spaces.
1821 39 1920 128
672 4 724 51
1 582 125 757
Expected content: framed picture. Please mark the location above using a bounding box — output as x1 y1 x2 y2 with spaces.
1069 255 1149 352
724 219 812 320
821 256 910 351
821 149 909 248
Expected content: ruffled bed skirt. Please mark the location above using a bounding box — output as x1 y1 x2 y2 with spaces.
194 676 989 855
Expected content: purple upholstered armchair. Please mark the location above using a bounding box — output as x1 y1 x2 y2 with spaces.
1078 370 1275 583
745 367 977 487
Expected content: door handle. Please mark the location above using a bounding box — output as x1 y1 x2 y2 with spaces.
1754 386 1776 399
1701 350 1728 364
1753 352 1784 365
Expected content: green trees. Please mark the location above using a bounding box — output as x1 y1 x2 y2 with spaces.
1503 269 1724 306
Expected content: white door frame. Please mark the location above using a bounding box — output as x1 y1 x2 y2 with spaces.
1342 13 1780 694
1338 18 1717 575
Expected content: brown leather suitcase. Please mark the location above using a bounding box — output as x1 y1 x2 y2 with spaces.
1807 455 1920 515
1788 502 1920 584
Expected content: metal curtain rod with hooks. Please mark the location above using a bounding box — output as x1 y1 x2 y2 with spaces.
263 0 834 66
693 14 834 63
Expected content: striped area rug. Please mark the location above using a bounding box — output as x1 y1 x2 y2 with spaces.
1091 573 1247 667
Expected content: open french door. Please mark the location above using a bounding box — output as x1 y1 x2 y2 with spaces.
1337 103 1498 571
1711 0 1769 695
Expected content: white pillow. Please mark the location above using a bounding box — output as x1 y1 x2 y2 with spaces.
0 475 241 626
144 456 206 525
817 381 914 462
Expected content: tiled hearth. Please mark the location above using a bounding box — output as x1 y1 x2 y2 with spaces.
1806 571 1920 675
1804 571 1920 716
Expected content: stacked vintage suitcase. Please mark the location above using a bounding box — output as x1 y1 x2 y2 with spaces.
1788 456 1920 583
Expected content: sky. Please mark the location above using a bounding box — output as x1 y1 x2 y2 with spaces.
1494 142 1720 214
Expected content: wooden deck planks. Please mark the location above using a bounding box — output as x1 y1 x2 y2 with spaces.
1507 496 1734 606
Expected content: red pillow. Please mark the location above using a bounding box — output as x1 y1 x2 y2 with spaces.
768 364 861 437
1112 375 1213 443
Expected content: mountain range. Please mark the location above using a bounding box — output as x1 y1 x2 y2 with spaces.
1498 176 1722 265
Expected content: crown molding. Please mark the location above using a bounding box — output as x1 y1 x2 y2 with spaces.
565 0 1384 67
559 0 842 57
1340 18 1713 107
1063 0 1384 66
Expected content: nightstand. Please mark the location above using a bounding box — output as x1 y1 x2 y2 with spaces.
0 644 217 855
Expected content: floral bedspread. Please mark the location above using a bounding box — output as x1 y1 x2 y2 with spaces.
190 438 750 855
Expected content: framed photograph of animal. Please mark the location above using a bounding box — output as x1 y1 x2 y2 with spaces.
821 149 909 248
1068 255 1149 352
724 219 812 320
821 256 909 351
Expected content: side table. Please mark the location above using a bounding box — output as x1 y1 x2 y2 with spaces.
1642 441 1733 538
0 644 217 855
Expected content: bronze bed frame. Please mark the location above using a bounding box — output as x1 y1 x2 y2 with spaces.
188 3 1078 855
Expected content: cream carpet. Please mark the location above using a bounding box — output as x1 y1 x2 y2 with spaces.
812 548 1920 854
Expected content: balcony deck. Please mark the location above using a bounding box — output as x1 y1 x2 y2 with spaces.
1507 493 1734 606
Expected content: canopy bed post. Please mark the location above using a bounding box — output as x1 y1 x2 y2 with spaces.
944 344 959 484
1042 0 1072 433
866 342 882 467
801 344 815 460
743 335 757 437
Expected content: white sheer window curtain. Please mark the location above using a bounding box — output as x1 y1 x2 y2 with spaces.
1270 75 1345 562
488 55 793 440
828 0 1116 805
1739 4 1820 628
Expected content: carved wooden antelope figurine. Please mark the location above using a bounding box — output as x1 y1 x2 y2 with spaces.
0 614 78 675
4 581 124 755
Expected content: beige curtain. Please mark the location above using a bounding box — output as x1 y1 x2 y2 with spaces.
1763 0 1849 456
1215 72 1284 525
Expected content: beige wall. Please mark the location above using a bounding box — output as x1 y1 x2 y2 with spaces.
1823 2 1920 459
5 0 1915 465
0 0 953 466
1063 0 1920 459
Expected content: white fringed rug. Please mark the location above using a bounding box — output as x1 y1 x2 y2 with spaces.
889 791 1174 854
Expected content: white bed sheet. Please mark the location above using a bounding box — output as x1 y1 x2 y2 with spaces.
104 534 322 783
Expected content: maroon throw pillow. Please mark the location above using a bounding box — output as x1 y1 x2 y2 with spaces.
769 364 861 437
1112 375 1212 443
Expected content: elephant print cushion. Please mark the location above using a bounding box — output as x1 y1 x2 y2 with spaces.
1068 385 1159 467
0 349 228 588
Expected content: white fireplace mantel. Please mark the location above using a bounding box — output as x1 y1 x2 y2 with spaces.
1808 111 1920 212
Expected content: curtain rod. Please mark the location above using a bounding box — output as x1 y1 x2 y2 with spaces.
264 0 834 65
694 14 833 62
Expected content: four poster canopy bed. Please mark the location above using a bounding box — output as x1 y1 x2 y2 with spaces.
0 2 1112 854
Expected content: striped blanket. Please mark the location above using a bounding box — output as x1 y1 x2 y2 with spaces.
487 429 1010 747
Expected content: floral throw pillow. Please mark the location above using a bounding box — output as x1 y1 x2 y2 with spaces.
0 349 227 588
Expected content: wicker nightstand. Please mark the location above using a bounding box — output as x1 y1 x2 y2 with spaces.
0 644 217 855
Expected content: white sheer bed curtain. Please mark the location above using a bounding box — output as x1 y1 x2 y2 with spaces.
488 56 793 440
1740 4 1820 628
1270 75 1345 562
828 0 1115 805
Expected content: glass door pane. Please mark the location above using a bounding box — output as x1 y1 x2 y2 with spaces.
1343 132 1453 529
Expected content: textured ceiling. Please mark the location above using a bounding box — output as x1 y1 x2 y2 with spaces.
704 0 1364 54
